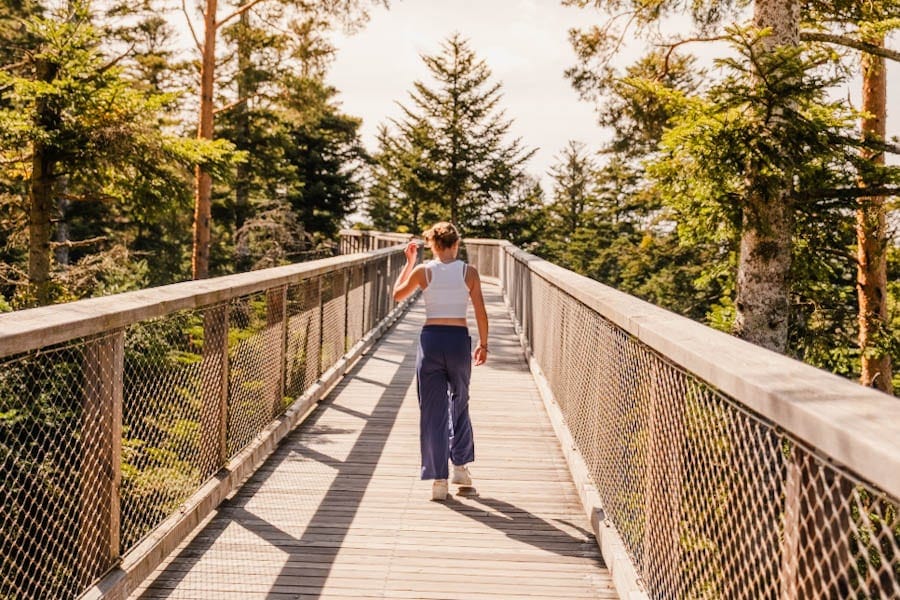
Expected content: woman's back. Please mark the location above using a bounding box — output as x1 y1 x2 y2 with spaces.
423 259 469 320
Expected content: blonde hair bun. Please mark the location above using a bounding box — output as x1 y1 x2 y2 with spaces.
423 222 460 250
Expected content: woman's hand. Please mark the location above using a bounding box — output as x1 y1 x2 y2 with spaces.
404 240 419 263
473 345 488 366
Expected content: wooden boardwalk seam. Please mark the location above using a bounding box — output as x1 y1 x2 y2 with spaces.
132 286 616 599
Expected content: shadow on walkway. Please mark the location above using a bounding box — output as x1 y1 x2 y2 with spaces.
442 494 598 559
137 314 419 599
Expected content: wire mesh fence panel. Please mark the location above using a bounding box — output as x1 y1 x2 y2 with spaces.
0 248 409 600
285 276 322 401
227 291 286 456
494 245 900 600
320 270 347 375
346 264 365 349
121 305 230 552
470 243 498 278
0 335 119 599
368 255 390 326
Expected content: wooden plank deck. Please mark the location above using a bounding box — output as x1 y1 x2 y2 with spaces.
132 285 616 599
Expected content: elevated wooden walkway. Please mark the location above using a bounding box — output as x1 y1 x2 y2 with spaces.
132 286 616 599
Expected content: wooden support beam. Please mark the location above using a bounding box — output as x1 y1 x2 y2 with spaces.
199 304 228 475
79 330 124 581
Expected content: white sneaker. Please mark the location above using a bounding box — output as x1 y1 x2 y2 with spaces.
432 479 448 500
451 465 472 487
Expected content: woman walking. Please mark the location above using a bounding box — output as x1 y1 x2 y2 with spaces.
392 222 489 500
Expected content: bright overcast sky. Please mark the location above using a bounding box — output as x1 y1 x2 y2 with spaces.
327 0 600 190
326 0 900 191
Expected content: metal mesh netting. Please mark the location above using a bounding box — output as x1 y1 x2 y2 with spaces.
346 264 365 349
463 241 500 279
286 277 321 400
320 270 347 374
0 250 407 600
488 244 900 600
121 305 228 551
227 290 286 455
0 334 120 599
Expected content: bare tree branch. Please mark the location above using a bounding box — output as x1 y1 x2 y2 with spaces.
217 0 267 29
96 43 136 76
214 95 252 115
657 35 729 77
57 193 118 203
800 187 900 200
50 236 107 249
1 60 27 71
800 31 900 62
0 154 32 165
182 0 203 54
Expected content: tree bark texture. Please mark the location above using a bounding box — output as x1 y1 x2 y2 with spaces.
55 195 70 267
857 33 892 393
733 0 799 353
28 58 59 306
192 0 218 280
234 10 251 235
734 193 793 353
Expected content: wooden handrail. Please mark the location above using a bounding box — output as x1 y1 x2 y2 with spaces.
0 248 399 359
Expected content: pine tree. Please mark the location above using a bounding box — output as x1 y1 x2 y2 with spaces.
372 34 535 233
214 12 369 270
800 0 900 392
477 174 547 250
368 121 442 234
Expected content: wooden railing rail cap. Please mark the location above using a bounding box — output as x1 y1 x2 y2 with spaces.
463 238 512 246
0 247 400 360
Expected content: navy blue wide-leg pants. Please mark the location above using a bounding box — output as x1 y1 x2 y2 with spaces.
416 325 475 480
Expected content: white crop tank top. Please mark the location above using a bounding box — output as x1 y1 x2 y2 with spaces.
423 260 469 319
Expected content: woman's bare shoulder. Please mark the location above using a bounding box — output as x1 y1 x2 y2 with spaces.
464 264 480 288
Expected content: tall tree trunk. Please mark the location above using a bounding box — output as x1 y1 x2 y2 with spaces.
192 0 218 280
733 0 799 353
55 190 70 267
857 34 892 393
29 149 54 306
28 57 59 306
450 196 458 227
234 10 251 236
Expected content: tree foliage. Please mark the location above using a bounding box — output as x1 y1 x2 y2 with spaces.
0 0 239 306
368 34 536 236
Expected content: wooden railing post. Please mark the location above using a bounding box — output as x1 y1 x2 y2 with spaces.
199 305 228 473
267 285 288 415
80 330 124 580
317 276 325 377
342 268 351 352
781 448 802 599
361 260 369 334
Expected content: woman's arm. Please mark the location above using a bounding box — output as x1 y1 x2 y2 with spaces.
466 266 489 366
393 241 425 302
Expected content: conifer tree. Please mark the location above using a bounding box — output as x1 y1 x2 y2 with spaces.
215 12 369 269
0 0 236 305
368 122 442 234
371 34 535 233
186 0 386 279
800 0 900 392
565 0 859 354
